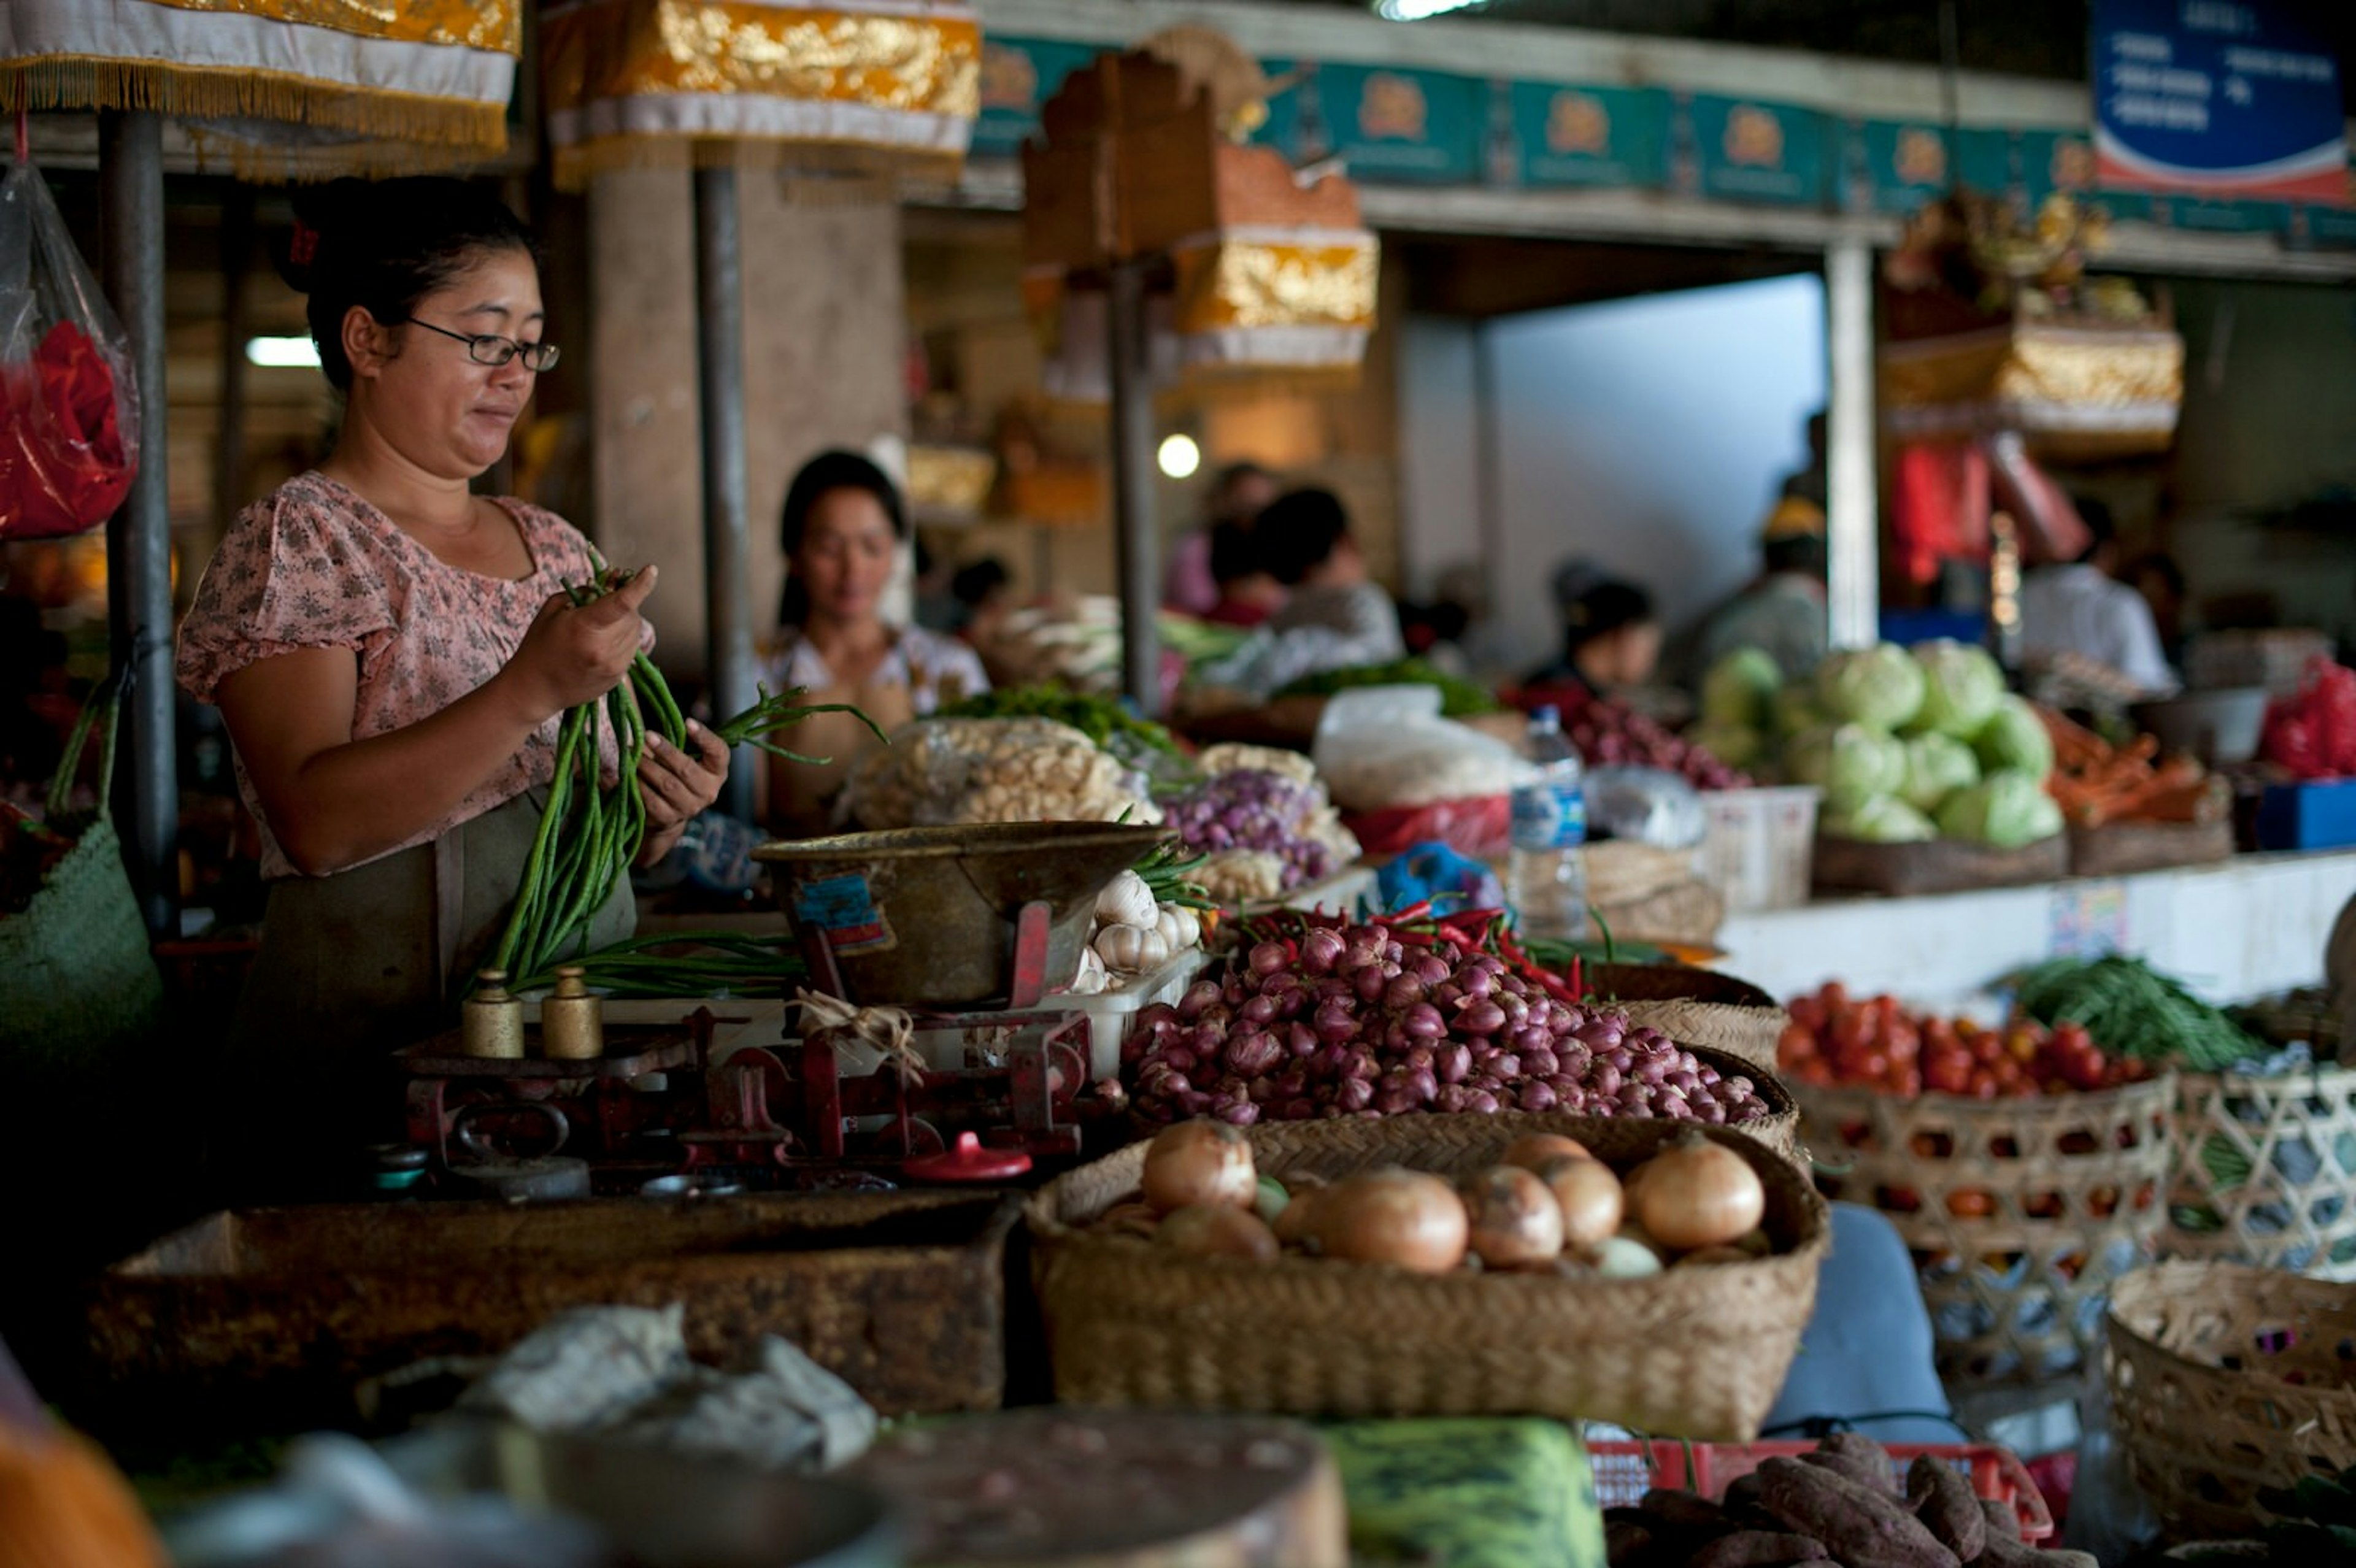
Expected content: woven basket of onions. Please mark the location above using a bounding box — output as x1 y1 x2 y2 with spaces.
1026 1112 1829 1437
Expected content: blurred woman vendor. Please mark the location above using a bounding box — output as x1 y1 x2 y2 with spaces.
1526 563 1662 700
176 180 729 1184
764 450 987 833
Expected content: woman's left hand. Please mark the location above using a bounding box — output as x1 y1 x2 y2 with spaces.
636 720 731 864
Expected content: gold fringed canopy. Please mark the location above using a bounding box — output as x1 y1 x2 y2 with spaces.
539 0 981 192
1882 320 2185 460
0 0 520 179
1168 224 1377 383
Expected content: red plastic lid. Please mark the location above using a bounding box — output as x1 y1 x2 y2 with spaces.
903 1131 1032 1184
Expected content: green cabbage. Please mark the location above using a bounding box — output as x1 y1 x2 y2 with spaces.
1815 644 1928 732
1900 732 1982 813
1787 722 1908 812
1910 640 2006 739
1687 718 1765 771
1973 694 2056 782
1824 794 1939 844
1700 648 1781 731
1936 769 2064 848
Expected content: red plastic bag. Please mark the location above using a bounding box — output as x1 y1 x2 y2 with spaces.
0 131 141 541
2263 658 2356 780
1343 796 1514 861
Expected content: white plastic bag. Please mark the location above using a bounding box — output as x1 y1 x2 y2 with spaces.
1311 685 1529 813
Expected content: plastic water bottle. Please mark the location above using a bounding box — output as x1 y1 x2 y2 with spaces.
1508 705 1590 942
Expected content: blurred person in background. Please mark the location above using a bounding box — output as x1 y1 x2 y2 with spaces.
1696 494 1830 682
2123 549 2190 670
1526 563 1663 701
2020 498 2176 696
1198 486 1403 698
1203 517 1284 628
1165 460 1279 617
949 556 1014 646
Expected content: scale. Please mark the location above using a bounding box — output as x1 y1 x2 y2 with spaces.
392 824 1162 1194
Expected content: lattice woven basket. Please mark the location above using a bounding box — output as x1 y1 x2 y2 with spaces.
2166 1066 2356 1280
1027 1112 1830 1437
1795 1074 2177 1386
2107 1260 2356 1540
1589 963 1786 1075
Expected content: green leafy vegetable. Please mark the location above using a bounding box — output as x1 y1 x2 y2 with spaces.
1700 647 1781 730
941 684 1184 756
1274 659 1501 717
1908 639 2006 739
1815 644 1927 731
1972 694 2056 782
1934 769 2063 848
1823 794 1939 844
1786 722 1907 812
2012 954 2257 1071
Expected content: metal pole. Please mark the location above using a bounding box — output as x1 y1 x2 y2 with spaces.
99 111 179 940
214 185 253 539
693 165 756 821
1106 258 1160 715
1823 237 1881 650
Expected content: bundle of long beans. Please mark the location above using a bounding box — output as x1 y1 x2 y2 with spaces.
483 565 882 989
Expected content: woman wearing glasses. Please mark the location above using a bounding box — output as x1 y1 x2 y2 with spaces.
177 179 728 1192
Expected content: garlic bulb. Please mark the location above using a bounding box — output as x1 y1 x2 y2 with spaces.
1070 944 1111 996
1155 905 1200 952
1095 870 1158 930
1095 923 1171 974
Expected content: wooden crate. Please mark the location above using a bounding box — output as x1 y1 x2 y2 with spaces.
83 1191 1022 1429
2067 817 2234 878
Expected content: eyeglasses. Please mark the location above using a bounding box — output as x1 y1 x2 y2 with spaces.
397 316 561 372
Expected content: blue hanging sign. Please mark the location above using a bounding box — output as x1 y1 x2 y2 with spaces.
1511 82 1671 189
972 37 1102 157
1689 96 1831 206
2092 0 2347 204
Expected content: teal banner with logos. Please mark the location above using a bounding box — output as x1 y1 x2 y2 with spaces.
1857 121 1953 214
1298 63 1485 183
1690 95 1832 206
1511 82 1671 189
972 37 1101 157
2018 129 2154 220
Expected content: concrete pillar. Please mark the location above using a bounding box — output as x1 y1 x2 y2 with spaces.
588 169 909 685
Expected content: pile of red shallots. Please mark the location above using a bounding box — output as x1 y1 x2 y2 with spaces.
1122 909 1776 1130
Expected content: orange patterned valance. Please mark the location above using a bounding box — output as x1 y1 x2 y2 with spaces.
0 0 518 178
540 0 980 191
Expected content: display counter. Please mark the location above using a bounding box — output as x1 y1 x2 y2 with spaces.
1717 848 2356 1008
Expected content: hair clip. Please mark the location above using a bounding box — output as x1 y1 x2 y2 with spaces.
289 218 318 266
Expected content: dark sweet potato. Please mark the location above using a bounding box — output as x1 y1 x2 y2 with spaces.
1801 1436 1900 1498
1603 1515 1654 1567
1638 1488 1730 1534
1817 1432 1900 1493
1723 1473 1768 1518
1756 1456 1961 1568
1904 1454 1985 1561
1979 1497 2023 1543
1688 1530 1831 1568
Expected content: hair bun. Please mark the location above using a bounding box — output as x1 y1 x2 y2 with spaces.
279 179 374 292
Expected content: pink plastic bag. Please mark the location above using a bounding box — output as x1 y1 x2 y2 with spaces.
0 120 141 541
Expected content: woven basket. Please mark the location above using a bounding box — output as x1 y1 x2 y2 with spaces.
2166 1065 2356 1280
2107 1261 2356 1540
1027 1112 1830 1437
1795 1074 2177 1386
1590 963 1785 1075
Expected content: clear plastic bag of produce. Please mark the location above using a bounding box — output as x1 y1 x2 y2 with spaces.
1311 685 1528 813
839 716 1160 829
1584 766 1706 849
0 137 141 541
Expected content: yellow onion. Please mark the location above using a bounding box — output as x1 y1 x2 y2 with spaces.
1156 1204 1280 1261
1462 1165 1565 1268
1501 1132 1592 1172
1537 1155 1625 1249
1141 1120 1257 1213
1311 1168 1468 1274
1634 1136 1766 1252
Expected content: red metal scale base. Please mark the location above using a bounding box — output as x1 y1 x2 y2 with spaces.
393 901 1117 1190
687 901 1102 1178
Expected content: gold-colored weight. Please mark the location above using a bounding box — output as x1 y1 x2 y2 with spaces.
542 966 606 1061
461 969 525 1059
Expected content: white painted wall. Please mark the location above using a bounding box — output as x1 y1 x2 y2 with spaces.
1395 315 1481 603
1402 274 1829 678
